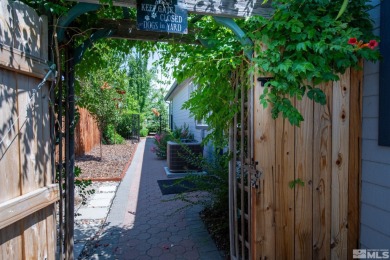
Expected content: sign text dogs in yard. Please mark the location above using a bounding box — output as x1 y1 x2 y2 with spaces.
137 0 188 34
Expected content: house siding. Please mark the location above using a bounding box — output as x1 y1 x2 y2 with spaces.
361 0 390 249
167 80 213 158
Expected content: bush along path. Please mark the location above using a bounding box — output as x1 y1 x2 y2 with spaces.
79 138 223 259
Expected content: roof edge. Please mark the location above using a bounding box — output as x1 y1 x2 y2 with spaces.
164 77 194 101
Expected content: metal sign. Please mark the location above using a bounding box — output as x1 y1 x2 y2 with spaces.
137 0 188 34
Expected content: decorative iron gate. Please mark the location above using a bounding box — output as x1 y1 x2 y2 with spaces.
129 114 140 142
229 64 260 259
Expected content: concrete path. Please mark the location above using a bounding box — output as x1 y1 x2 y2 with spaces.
74 181 119 258
79 138 223 259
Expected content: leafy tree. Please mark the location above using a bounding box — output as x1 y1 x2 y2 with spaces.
126 52 155 114
144 87 169 133
78 78 122 158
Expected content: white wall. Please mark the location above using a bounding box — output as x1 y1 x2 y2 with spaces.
361 1 390 249
169 80 213 158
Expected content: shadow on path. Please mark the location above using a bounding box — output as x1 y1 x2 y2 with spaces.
79 138 222 259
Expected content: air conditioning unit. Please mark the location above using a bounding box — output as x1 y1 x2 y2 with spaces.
167 140 203 172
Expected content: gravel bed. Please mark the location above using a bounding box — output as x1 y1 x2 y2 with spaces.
75 140 137 180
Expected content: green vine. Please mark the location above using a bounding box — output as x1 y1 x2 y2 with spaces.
156 0 380 150
246 0 380 125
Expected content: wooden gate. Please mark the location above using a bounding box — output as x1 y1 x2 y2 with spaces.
230 60 362 259
0 1 58 259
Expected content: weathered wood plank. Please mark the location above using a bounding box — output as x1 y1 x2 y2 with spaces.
0 184 59 230
19 76 40 194
253 75 276 259
23 208 48 259
275 115 295 259
0 69 21 204
45 206 57 260
0 220 23 260
39 16 48 61
69 0 273 18
295 94 313 260
42 84 52 185
12 1 41 58
313 82 332 260
0 0 14 47
348 64 363 258
0 45 51 79
331 71 350 259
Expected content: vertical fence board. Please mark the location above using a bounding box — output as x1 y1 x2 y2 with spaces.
23 209 48 259
0 69 21 203
18 74 33 194
19 76 41 194
295 95 314 259
0 0 14 47
0 221 23 259
45 206 57 260
12 1 41 57
35 78 46 188
253 77 276 259
313 82 333 260
331 71 350 259
275 116 295 259
348 64 363 257
75 107 101 156
39 16 48 61
42 84 51 185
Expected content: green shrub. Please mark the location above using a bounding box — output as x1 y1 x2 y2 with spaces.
150 131 172 159
171 123 194 141
116 113 140 139
103 124 125 144
140 128 148 137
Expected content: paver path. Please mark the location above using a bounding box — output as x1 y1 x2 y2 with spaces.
80 138 223 259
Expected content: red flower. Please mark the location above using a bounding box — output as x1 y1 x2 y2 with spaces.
368 40 378 49
348 37 358 45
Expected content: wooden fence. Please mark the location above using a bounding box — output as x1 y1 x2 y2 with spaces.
0 1 58 259
75 108 100 156
250 66 362 259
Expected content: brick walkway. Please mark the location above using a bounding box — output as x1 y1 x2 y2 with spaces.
80 138 223 259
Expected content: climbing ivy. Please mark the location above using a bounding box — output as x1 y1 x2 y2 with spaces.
156 17 245 147
21 0 381 146
157 0 380 141
246 0 380 125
